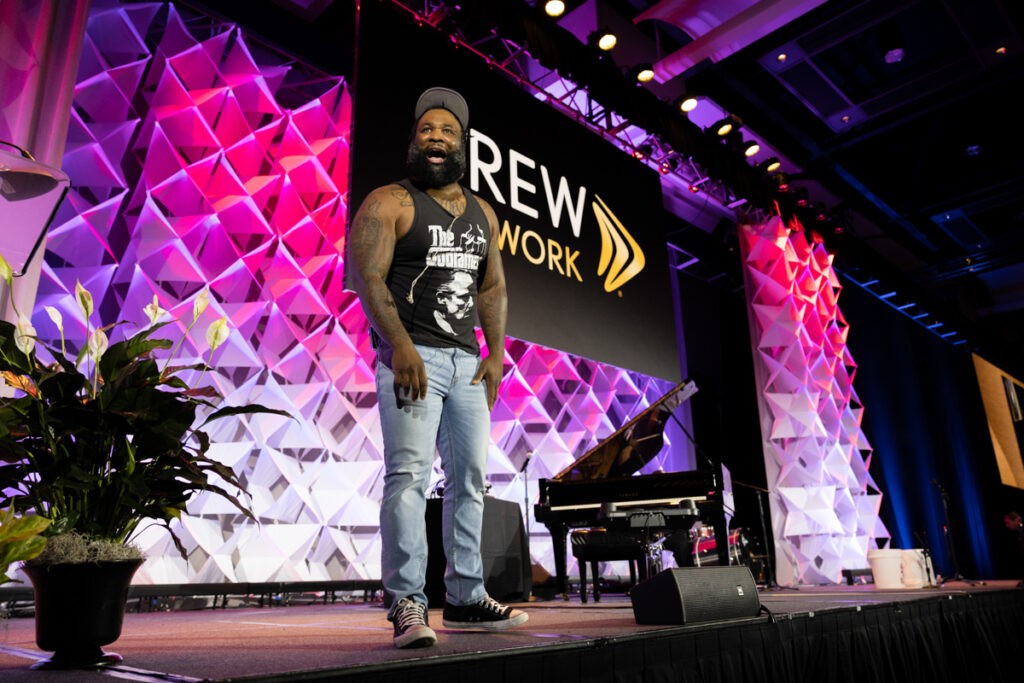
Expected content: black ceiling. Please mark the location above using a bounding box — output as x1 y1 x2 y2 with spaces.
187 0 1024 377
629 0 1024 376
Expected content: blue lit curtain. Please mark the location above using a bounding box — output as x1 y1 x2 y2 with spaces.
839 276 1012 579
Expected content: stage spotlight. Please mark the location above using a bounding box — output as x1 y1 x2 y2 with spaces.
632 63 655 83
633 143 653 160
743 140 760 157
544 1 566 17
792 186 809 207
712 115 740 137
760 157 781 173
674 93 698 113
588 29 617 51
659 160 672 174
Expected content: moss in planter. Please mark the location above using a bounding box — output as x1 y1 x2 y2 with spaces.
26 533 143 566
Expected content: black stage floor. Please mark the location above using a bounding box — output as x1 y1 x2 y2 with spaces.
2 580 1022 682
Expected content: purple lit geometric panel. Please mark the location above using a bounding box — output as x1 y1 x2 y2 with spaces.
739 216 889 586
36 0 676 585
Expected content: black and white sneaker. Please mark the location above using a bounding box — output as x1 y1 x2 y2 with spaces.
391 598 437 649
442 596 529 631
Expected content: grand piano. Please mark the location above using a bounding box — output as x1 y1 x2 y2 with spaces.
533 379 731 597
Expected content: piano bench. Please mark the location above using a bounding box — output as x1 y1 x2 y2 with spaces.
570 529 647 603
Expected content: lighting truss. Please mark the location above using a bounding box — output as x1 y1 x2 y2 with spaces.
392 0 748 212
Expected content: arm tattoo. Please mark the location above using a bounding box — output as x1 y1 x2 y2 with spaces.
349 189 413 346
390 188 413 207
477 209 507 352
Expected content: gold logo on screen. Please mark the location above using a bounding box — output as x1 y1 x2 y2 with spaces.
592 194 645 292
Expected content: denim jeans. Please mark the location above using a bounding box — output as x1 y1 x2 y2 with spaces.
376 344 490 616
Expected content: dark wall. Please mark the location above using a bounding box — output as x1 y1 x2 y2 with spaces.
841 278 1024 579
676 271 770 555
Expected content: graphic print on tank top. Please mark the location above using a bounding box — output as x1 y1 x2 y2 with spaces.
428 222 487 335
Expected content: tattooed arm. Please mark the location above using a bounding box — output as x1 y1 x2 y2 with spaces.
471 196 508 411
348 185 426 400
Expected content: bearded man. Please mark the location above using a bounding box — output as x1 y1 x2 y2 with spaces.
348 87 527 649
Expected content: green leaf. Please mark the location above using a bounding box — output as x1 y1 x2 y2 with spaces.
200 404 293 427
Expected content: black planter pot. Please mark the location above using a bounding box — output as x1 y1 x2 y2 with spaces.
22 558 144 670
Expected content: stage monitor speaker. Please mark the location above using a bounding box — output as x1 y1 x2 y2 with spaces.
630 566 760 625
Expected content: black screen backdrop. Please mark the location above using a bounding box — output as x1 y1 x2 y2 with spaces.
350 1 679 380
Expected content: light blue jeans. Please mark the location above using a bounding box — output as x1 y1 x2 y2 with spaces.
376 344 490 617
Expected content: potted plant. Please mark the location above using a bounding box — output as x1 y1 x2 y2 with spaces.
0 252 290 669
0 503 50 584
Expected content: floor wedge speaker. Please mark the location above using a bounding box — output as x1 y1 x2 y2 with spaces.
630 566 761 624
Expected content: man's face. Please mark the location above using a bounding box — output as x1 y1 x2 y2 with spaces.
406 108 466 188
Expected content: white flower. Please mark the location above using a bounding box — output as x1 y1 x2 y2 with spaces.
192 288 210 323
44 306 63 332
87 328 108 361
14 315 36 355
205 317 229 351
0 253 12 287
143 294 167 327
75 280 94 320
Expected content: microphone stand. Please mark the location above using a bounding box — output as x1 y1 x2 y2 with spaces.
931 478 982 586
913 531 938 588
732 479 780 590
519 452 532 539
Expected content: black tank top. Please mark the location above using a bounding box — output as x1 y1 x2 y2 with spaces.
382 179 490 356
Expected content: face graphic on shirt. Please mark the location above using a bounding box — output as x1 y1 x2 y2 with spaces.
433 269 474 334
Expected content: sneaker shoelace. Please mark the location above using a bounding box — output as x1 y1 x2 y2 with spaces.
478 596 507 615
396 601 427 630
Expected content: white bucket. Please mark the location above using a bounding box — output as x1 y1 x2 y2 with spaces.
901 549 927 588
867 549 904 589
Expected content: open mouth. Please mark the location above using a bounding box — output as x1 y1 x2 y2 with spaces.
426 147 447 164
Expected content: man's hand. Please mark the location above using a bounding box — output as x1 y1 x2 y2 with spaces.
471 353 504 410
392 342 427 401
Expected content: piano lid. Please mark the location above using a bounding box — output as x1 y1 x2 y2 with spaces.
551 379 697 482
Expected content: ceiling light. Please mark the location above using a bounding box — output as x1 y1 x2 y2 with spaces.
760 157 781 173
543 1 566 17
840 114 851 123
878 18 905 64
674 93 698 113
596 31 616 51
634 64 655 83
776 53 788 63
743 140 760 157
633 143 653 160
712 116 739 137
996 46 1007 55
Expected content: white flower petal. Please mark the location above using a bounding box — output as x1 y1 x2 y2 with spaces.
75 280 94 319
205 317 229 351
14 315 36 355
44 305 63 331
87 328 108 360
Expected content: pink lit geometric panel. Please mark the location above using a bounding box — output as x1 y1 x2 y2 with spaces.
34 0 677 585
738 216 889 585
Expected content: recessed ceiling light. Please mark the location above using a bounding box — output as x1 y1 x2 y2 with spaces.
776 53 787 63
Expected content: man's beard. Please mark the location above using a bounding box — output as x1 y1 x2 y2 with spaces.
406 141 467 188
